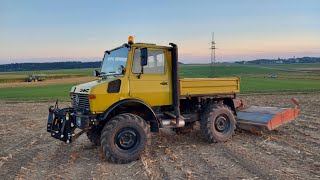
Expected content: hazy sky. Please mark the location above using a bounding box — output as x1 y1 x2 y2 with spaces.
1 0 319 64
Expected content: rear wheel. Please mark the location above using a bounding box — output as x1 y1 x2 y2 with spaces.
200 104 236 143
100 113 150 164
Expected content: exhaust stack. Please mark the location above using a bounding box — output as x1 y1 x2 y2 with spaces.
169 43 181 126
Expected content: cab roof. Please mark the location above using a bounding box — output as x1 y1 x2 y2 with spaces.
131 42 171 49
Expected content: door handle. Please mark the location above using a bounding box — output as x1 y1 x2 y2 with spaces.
160 82 168 85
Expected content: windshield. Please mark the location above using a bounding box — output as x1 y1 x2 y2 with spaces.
101 46 128 75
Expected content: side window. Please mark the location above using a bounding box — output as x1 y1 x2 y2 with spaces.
132 49 142 73
132 48 165 74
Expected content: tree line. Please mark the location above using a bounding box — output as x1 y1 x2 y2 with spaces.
235 57 320 64
0 61 102 72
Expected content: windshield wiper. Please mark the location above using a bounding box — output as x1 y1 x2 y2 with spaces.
99 72 122 78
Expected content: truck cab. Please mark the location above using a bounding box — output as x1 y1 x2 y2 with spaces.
71 42 174 114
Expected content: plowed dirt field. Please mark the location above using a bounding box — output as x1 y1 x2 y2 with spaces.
0 93 319 179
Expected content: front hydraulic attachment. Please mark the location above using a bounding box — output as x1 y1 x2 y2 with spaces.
47 105 76 143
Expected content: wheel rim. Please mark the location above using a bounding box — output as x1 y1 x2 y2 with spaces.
214 115 230 134
115 128 140 151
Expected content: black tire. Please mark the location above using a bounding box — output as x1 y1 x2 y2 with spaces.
200 104 236 143
87 126 101 146
100 113 150 164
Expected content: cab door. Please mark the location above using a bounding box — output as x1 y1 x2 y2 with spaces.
129 47 171 106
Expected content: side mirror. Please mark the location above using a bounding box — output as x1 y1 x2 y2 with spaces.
140 48 148 66
94 69 100 77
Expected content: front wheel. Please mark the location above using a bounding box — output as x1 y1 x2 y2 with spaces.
86 125 102 146
200 104 236 143
100 113 150 164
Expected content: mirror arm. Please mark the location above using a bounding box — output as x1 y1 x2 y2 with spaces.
137 67 143 79
94 69 101 77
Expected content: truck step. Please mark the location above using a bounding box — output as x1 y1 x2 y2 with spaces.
236 106 300 131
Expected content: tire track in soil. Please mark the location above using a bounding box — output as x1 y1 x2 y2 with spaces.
11 136 149 180
13 143 67 180
222 140 287 179
153 129 210 180
268 126 320 153
298 115 320 126
274 131 320 178
40 142 80 179
0 101 52 179
231 129 319 179
217 143 277 180
147 129 268 179
141 132 178 180
153 146 186 180
40 136 148 180
183 129 274 179
262 140 318 178
285 125 320 151
81 136 150 180
264 140 320 178
1 121 89 179
179 144 244 179
293 121 320 132
0 130 47 180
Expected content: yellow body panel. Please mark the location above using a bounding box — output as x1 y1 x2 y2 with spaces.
71 43 240 114
180 78 240 96
73 77 127 113
128 47 172 106
89 77 128 113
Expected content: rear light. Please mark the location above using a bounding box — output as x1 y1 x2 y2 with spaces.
88 94 96 99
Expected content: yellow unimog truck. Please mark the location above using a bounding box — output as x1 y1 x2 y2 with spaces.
47 37 300 163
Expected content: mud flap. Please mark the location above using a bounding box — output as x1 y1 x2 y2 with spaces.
236 106 300 131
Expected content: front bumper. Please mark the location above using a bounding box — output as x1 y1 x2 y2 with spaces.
47 103 92 143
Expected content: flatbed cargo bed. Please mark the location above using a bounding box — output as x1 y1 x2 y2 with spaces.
180 78 240 97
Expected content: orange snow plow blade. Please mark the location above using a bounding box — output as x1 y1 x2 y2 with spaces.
236 106 300 131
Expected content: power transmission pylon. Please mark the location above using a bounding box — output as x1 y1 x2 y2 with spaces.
210 32 217 77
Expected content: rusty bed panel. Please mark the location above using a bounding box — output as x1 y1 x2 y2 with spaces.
236 106 300 131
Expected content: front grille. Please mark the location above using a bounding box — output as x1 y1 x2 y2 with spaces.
71 93 90 110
